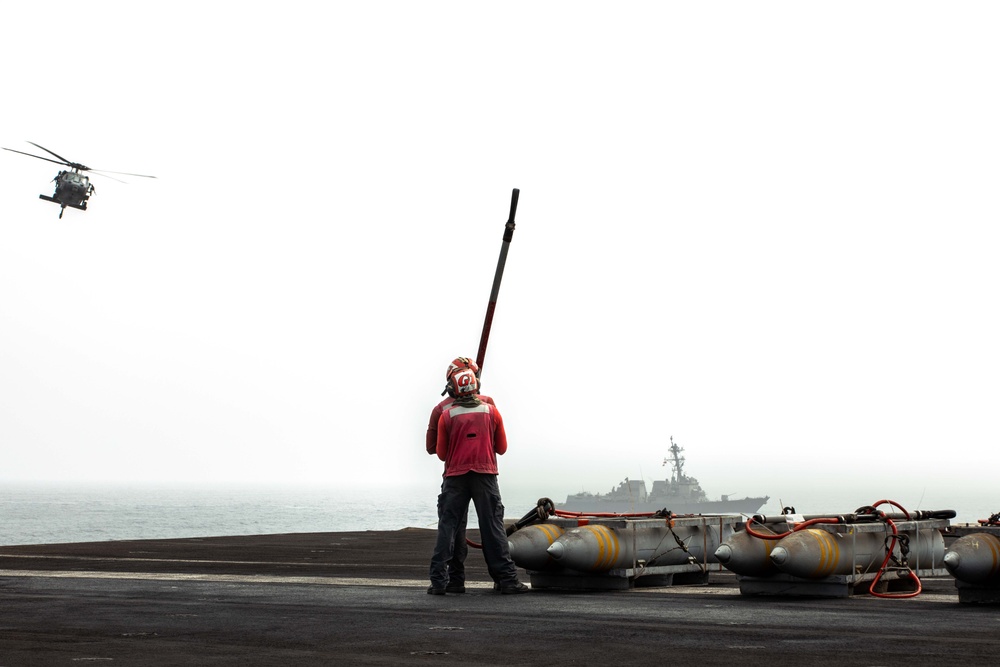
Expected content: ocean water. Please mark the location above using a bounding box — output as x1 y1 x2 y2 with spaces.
1 482 995 547
0 483 443 546
0 483 575 547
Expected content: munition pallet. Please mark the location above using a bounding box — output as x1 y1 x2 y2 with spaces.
528 566 713 591
730 518 951 598
737 570 939 598
509 514 746 591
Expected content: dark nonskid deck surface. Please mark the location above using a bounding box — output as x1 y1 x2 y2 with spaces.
0 529 995 666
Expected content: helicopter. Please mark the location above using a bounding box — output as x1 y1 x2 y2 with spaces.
2 141 156 218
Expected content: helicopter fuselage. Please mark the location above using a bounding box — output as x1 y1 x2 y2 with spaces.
39 170 93 211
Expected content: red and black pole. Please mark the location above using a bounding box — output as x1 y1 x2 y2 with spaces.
465 188 519 552
476 188 519 374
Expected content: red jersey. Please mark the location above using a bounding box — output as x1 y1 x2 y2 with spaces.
436 401 508 477
426 395 494 454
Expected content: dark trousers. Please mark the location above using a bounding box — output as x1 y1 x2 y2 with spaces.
448 510 469 584
429 472 518 588
448 509 501 586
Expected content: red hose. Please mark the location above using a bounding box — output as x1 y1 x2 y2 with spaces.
744 516 842 540
744 499 924 599
552 509 663 519
866 501 921 599
866 499 911 519
469 511 663 548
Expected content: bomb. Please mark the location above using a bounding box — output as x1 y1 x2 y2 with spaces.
545 523 725 573
943 532 1000 584
769 527 943 579
508 523 566 571
714 523 784 577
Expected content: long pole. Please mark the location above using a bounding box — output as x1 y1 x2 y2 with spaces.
476 188 519 373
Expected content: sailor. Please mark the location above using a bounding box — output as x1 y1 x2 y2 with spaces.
427 358 528 595
425 357 498 593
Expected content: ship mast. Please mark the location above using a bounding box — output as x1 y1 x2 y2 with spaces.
663 436 686 483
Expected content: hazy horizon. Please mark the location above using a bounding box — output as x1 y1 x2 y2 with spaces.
2 3 997 517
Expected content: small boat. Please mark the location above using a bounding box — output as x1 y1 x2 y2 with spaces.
561 437 769 515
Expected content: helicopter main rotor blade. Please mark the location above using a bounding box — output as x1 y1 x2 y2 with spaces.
26 141 80 167
6 143 156 179
90 168 157 179
88 171 128 184
2 147 73 168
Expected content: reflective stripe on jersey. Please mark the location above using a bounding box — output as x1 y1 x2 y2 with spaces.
447 404 491 417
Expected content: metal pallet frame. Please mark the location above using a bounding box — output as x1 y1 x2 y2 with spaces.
527 514 743 591
736 518 950 598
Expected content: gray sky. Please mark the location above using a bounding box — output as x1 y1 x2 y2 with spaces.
2 2 997 518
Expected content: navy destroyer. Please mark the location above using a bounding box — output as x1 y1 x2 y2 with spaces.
561 437 769 514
